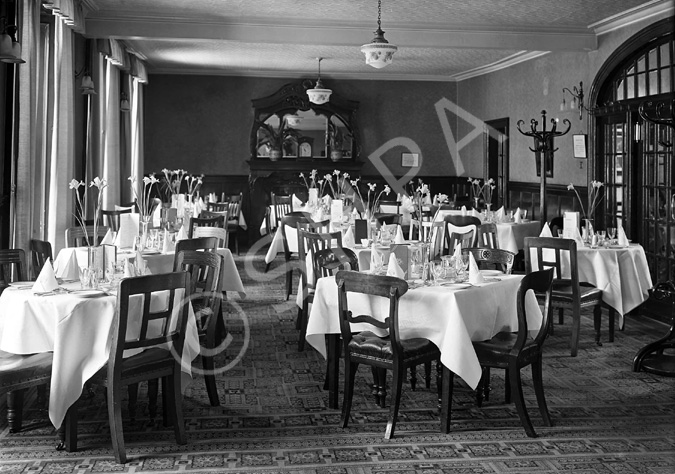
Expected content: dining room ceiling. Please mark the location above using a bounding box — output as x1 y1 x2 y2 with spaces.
82 0 670 81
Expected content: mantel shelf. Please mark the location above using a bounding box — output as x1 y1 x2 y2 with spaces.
247 159 363 175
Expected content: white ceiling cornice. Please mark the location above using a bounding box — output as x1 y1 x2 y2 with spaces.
451 51 550 82
589 0 674 35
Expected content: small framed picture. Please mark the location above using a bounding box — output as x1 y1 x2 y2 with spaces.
401 153 419 167
573 134 587 159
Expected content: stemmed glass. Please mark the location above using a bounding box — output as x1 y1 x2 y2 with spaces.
432 261 445 286
607 227 616 245
597 230 606 246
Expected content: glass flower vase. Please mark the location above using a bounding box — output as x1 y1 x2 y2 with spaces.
582 218 594 244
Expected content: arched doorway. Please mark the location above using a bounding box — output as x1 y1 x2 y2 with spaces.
589 17 674 282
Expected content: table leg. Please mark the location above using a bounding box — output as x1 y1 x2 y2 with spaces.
326 334 340 409
440 364 454 434
56 400 78 452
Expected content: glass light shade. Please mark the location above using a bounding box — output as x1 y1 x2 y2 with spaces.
307 78 332 105
361 41 398 69
570 97 577 110
2 41 25 64
560 98 566 112
80 75 97 95
286 114 301 127
0 33 14 60
120 98 130 112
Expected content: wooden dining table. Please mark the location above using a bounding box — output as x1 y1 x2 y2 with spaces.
306 273 540 432
0 281 200 431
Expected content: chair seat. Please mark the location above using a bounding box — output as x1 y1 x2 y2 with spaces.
0 351 52 390
349 331 439 361
551 284 603 306
90 348 175 383
473 332 538 365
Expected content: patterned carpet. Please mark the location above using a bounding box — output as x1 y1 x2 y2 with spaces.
1 245 674 473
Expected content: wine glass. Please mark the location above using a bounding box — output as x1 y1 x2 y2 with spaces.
597 230 606 246
607 227 616 244
432 261 445 285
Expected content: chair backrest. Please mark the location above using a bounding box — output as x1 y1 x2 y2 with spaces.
272 193 293 226
335 270 409 355
188 215 226 238
173 250 223 336
65 226 111 247
0 249 27 291
462 247 515 274
279 214 312 256
373 213 401 227
442 215 480 255
427 221 446 257
192 226 228 248
224 193 243 222
513 268 554 351
30 239 53 279
175 237 219 253
524 236 579 299
198 209 229 224
477 223 499 249
101 208 133 232
297 219 330 233
109 272 191 377
443 215 482 228
119 200 139 213
298 229 343 293
314 247 359 277
206 202 229 213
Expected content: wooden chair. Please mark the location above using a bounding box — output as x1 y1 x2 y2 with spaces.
444 230 475 256
206 201 229 213
524 237 605 357
175 236 219 253
272 193 293 228
81 272 191 463
30 239 53 280
296 228 342 351
193 226 228 249
336 270 440 439
462 247 515 274
65 226 111 248
477 223 499 249
442 215 480 255
297 219 330 233
173 250 224 406
279 214 312 300
472 268 555 437
0 248 52 433
101 208 133 232
188 215 226 245
373 213 400 227
224 193 243 255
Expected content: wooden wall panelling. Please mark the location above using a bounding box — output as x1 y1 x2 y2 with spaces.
508 181 587 223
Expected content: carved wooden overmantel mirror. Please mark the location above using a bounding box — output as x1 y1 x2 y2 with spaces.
248 79 361 176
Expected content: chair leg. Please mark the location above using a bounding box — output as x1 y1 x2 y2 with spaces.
371 367 380 405
107 384 127 464
409 365 417 391
148 379 159 421
298 305 308 352
167 373 187 445
127 384 138 422
7 389 24 433
503 368 510 403
509 365 536 438
532 356 552 427
424 361 432 389
201 354 220 407
608 307 616 342
285 265 293 300
594 304 603 346
476 368 485 408
570 306 581 357
377 368 387 408
161 377 170 427
558 308 564 325
341 361 358 428
36 385 47 408
385 365 404 440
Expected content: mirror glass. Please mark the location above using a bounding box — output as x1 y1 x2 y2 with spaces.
256 109 329 158
328 115 353 159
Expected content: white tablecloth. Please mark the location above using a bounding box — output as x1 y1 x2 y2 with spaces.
0 282 200 428
306 274 529 390
53 247 246 299
577 244 652 319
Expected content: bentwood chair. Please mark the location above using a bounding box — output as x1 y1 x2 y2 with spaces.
80 272 191 463
0 248 53 433
477 223 499 249
296 228 342 351
279 214 312 300
336 271 440 439
524 237 604 357
30 239 53 279
101 208 133 232
65 226 111 248
193 226 228 249
442 215 480 255
373 213 401 227
462 247 516 274
175 236 219 254
272 193 293 229
472 268 555 437
188 215 226 241
173 250 224 406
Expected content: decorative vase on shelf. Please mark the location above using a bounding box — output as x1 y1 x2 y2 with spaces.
269 149 282 161
330 150 343 162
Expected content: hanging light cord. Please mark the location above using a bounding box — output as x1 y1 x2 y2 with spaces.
377 0 382 30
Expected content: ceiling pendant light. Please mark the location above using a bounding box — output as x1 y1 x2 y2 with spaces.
306 57 332 105
361 0 397 69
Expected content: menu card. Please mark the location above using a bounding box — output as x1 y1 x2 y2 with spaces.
562 211 580 239
331 199 343 223
116 213 140 249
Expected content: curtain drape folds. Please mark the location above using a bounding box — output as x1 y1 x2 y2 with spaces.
129 55 148 84
42 0 86 33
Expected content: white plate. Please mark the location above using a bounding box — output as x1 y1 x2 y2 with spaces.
480 270 503 277
441 282 472 289
70 289 109 298
8 281 34 289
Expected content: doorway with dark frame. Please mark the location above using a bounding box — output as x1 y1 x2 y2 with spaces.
484 118 509 208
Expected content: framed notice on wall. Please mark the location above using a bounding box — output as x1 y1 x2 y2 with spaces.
401 153 419 167
573 134 587 159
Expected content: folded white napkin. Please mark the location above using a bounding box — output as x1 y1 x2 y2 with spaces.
471 209 481 219
321 194 332 206
116 213 140 249
386 252 406 279
618 225 629 247
453 241 462 260
370 244 386 273
292 194 304 211
343 226 355 248
100 229 114 245
539 223 553 237
394 225 405 244
468 252 486 285
494 206 505 222
32 260 59 293
124 258 135 278
175 225 188 242
424 194 432 205
162 230 175 253
514 207 522 223
135 251 152 276
571 226 585 246
208 192 217 203
461 205 467 216
53 250 79 281
152 202 162 228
